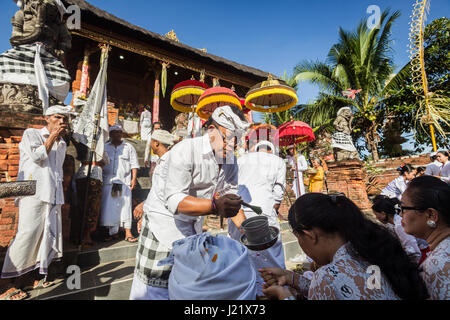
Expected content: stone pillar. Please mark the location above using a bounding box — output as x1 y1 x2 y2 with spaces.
325 160 374 217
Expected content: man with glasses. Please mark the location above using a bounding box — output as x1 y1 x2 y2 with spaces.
129 105 249 300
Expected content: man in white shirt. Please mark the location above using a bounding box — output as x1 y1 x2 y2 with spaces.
228 140 287 296
286 145 308 198
129 105 249 300
100 125 139 242
425 152 442 176
1 105 74 300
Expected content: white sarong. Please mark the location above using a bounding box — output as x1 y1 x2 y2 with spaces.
100 183 133 233
140 118 152 141
1 197 63 278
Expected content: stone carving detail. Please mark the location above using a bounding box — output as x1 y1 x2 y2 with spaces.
331 107 360 161
0 83 60 114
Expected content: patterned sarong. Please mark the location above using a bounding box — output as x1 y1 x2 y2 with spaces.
134 214 172 288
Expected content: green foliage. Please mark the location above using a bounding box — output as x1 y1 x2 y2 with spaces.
291 9 405 160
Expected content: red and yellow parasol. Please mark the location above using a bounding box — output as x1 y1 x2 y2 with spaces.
170 80 209 113
273 121 315 146
245 74 298 113
196 87 242 120
246 123 277 142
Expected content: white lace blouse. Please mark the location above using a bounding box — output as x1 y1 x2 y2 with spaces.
420 237 450 300
296 243 400 300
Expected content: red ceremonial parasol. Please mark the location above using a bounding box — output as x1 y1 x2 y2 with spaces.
275 121 315 197
170 80 209 113
196 87 242 120
273 121 315 146
246 123 277 142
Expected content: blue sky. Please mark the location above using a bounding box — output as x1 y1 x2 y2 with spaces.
0 0 448 151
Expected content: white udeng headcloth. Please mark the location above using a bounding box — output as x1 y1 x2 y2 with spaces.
44 105 76 116
158 233 257 300
211 105 250 132
254 140 277 154
151 129 174 146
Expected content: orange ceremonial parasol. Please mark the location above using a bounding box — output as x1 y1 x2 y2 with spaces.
196 87 242 120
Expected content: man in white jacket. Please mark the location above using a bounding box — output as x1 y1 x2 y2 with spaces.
100 125 139 242
1 105 74 300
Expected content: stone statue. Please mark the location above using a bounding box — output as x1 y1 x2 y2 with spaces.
0 0 72 113
331 107 360 161
171 112 189 140
10 0 72 60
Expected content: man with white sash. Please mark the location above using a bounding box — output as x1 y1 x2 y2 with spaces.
1 105 74 300
228 140 287 296
100 125 139 242
286 145 308 198
129 105 249 300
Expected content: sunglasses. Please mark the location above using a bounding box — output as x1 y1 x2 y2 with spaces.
399 206 427 214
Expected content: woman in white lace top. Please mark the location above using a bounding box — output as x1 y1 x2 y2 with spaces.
260 193 429 300
400 176 450 300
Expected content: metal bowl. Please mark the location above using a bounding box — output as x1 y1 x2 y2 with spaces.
240 226 279 251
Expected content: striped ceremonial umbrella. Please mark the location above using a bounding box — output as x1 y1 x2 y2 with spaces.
245 74 298 113
170 80 209 113
196 87 242 120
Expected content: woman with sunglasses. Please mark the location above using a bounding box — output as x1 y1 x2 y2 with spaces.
400 176 450 300
259 193 428 300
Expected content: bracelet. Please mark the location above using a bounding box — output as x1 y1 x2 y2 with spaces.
211 198 218 215
284 295 296 301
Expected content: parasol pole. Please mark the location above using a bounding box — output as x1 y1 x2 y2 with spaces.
79 44 110 249
293 145 302 198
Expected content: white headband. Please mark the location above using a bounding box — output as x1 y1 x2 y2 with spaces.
255 140 277 153
151 130 174 145
211 106 250 132
44 105 76 116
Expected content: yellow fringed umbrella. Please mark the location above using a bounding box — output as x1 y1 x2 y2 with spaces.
245 74 298 113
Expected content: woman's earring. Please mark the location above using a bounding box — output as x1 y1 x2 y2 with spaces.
427 220 437 229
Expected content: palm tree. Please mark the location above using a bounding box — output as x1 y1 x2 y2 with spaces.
293 9 408 160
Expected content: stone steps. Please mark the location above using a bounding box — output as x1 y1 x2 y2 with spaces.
28 258 135 300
